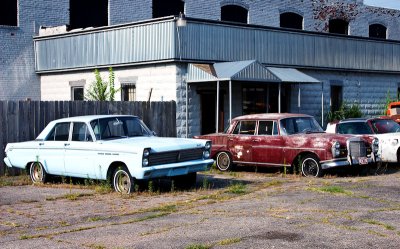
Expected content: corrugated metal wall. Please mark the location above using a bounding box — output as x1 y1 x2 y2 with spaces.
35 20 176 71
34 18 400 73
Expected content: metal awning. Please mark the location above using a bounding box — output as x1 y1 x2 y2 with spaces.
185 60 322 137
187 60 320 83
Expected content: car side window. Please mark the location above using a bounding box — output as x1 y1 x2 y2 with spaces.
71 122 93 142
233 121 256 135
45 122 70 141
258 121 274 135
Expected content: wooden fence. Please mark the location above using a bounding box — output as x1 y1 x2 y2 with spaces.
0 101 176 175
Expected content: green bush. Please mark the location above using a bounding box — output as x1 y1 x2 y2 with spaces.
327 102 362 122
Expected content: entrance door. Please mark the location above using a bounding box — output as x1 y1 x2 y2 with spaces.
201 92 224 134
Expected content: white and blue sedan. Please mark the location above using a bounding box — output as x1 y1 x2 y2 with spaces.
4 115 214 194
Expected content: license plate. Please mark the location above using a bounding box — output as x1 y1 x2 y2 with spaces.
358 157 368 165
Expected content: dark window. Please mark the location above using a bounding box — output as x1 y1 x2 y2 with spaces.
71 87 84 101
46 123 71 141
69 0 108 30
232 121 256 135
370 119 400 134
337 122 372 135
330 85 343 112
71 123 92 142
329 19 348 35
280 12 303 30
242 87 266 114
153 0 184 18
121 84 136 101
0 0 17 26
369 24 387 39
221 5 248 24
258 121 278 136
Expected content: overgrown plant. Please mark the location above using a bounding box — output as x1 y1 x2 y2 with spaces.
85 67 119 101
327 102 362 122
382 90 398 115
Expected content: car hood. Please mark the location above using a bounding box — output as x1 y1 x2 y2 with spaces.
99 136 207 152
287 132 360 148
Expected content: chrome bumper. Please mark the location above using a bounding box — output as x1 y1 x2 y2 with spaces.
321 153 379 170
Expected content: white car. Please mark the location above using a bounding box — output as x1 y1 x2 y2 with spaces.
326 118 400 163
4 115 214 194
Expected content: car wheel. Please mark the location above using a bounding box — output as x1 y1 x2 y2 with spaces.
112 166 134 194
172 172 197 189
29 162 47 183
301 155 323 177
216 152 234 171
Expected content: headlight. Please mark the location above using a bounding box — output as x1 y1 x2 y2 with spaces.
142 148 151 167
331 141 341 158
203 141 211 159
372 138 379 153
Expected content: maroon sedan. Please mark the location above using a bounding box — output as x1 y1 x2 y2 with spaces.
195 113 379 177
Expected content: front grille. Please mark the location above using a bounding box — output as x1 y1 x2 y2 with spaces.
148 148 204 166
348 141 367 158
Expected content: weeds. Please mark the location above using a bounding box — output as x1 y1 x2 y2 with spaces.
362 219 395 230
185 244 211 249
217 237 241 245
226 182 247 194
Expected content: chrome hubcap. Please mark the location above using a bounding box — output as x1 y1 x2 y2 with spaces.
114 170 131 194
217 153 230 170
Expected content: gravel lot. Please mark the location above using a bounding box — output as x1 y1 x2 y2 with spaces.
1 166 400 249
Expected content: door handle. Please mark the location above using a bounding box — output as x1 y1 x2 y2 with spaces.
252 139 261 142
228 138 233 141
64 143 70 146
39 142 44 146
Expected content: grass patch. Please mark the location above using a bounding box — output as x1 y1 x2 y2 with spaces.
226 182 247 194
217 237 241 246
87 217 103 222
362 219 395 230
0 175 31 187
185 244 211 249
309 186 352 196
263 180 283 188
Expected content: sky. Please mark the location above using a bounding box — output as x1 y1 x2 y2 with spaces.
364 0 400 10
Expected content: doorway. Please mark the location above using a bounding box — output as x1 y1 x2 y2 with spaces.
200 92 224 134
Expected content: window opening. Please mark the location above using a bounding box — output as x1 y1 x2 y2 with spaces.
71 87 84 101
280 12 303 30
46 123 71 141
0 0 17 26
221 5 248 24
329 19 349 35
69 0 108 30
369 24 387 39
121 84 136 101
152 0 184 18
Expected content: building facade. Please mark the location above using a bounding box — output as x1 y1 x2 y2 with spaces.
2 0 400 137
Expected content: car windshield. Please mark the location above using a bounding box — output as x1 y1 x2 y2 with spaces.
337 122 373 135
370 119 400 134
90 116 152 140
279 117 324 135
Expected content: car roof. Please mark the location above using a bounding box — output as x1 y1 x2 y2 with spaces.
339 117 391 123
233 113 312 121
51 115 138 123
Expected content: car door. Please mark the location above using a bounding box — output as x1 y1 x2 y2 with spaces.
64 122 97 178
252 120 285 166
37 122 71 175
227 120 256 163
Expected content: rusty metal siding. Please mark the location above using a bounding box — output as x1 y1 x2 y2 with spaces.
34 18 400 73
35 20 176 72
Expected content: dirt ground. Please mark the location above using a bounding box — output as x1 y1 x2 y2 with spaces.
1 165 400 249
